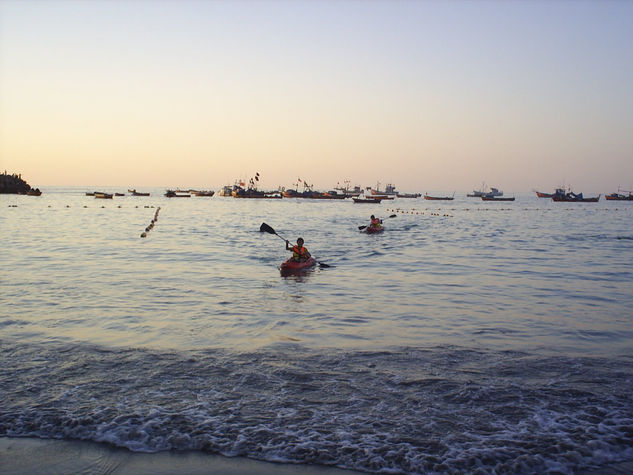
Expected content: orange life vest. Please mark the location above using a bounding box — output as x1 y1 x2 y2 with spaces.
292 245 309 261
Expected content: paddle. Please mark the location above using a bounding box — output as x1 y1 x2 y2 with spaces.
259 222 331 268
358 214 397 230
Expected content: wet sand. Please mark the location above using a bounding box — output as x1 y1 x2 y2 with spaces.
0 437 365 475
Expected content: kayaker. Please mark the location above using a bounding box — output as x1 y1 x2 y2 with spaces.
286 237 311 262
369 215 383 229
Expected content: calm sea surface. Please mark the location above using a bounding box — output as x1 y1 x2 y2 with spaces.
2 187 633 473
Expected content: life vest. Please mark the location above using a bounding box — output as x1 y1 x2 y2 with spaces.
292 245 309 261
370 217 381 227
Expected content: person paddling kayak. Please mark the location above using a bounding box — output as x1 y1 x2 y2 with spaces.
369 215 383 230
286 237 311 262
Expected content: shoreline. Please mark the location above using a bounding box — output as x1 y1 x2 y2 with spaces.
0 437 366 475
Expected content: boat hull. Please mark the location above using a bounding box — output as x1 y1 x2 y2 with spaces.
552 196 600 202
279 257 317 274
353 198 382 204
424 195 454 200
605 194 633 201
363 226 384 234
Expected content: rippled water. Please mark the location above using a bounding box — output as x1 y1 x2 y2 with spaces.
2 187 633 473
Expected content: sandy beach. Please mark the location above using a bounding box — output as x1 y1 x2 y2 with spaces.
0 437 365 475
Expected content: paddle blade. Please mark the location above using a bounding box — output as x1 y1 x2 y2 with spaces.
358 225 367 230
389 214 397 218
318 262 331 268
259 222 276 234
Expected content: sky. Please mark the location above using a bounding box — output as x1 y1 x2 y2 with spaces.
1 0 632 193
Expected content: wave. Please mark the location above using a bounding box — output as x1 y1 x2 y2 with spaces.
2 339 633 473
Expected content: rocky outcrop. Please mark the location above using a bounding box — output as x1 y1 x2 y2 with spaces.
0 172 40 194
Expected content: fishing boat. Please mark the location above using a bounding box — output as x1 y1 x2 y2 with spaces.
605 188 633 201
94 192 113 199
397 192 422 198
468 184 503 198
369 182 398 196
334 180 362 197
424 193 454 200
322 191 347 199
191 190 215 197
26 188 42 196
535 188 565 198
217 185 235 196
232 187 282 199
281 179 326 198
131 190 151 196
552 190 600 202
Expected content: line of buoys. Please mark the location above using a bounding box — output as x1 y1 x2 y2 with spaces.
388 208 453 217
140 207 161 238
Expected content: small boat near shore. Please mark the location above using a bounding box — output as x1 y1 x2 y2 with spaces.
131 190 150 196
165 190 190 198
353 197 382 204
424 193 454 201
94 192 113 199
482 196 515 201
191 190 215 197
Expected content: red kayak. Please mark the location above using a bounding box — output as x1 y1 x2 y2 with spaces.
363 226 384 234
279 257 317 273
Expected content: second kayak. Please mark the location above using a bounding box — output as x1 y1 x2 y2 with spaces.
363 226 384 234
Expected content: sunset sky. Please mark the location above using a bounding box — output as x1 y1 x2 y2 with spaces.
1 0 632 192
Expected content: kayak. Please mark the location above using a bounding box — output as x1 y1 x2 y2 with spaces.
279 257 317 273
363 226 384 234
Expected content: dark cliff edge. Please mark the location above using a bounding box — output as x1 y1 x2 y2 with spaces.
0 172 41 195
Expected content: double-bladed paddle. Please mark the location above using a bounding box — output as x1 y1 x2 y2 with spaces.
259 222 331 268
358 214 397 230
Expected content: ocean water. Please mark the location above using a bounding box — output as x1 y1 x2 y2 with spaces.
2 187 633 473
